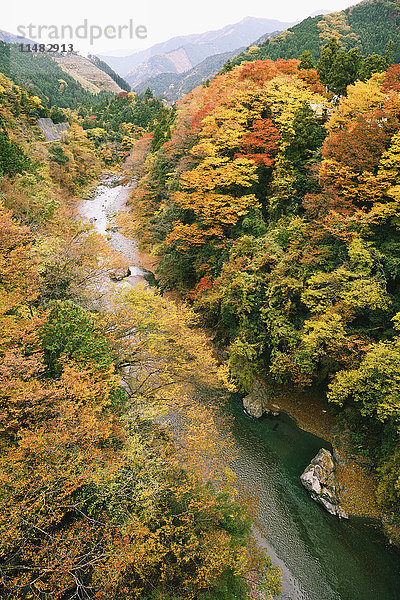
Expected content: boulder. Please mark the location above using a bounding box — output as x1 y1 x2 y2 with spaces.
243 392 265 418
242 378 274 418
109 266 131 281
301 448 348 519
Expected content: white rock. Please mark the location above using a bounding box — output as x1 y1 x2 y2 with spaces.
300 448 349 519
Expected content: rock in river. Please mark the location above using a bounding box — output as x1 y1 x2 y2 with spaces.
242 378 273 418
301 448 348 519
109 266 131 281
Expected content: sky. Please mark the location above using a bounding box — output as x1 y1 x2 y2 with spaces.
2 0 356 55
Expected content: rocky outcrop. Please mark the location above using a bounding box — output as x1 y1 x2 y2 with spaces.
242 378 280 418
301 448 348 519
242 379 270 418
243 392 265 418
37 118 69 142
109 266 131 281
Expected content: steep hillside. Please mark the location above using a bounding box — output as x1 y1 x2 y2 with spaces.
53 54 123 94
125 56 400 545
0 42 113 108
125 46 193 89
88 55 132 92
134 47 244 102
234 0 400 65
0 28 32 44
0 62 281 600
99 16 294 79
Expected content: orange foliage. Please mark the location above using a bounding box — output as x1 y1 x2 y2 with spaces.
191 101 217 132
235 118 279 166
383 63 400 91
237 59 300 84
297 68 326 94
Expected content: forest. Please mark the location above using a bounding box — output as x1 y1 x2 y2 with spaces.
2 0 400 595
0 55 281 599
233 0 400 65
125 52 400 544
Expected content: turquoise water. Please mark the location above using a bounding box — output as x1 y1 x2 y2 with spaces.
227 397 400 600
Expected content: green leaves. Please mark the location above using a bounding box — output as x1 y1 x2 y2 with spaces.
328 333 400 423
41 300 114 378
0 125 30 177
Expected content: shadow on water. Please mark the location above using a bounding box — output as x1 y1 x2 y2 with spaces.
141 268 159 288
225 394 400 600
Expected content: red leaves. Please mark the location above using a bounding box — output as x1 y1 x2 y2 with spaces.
383 63 400 92
139 131 154 141
322 115 393 173
196 276 213 293
235 118 279 167
191 101 217 132
237 59 299 84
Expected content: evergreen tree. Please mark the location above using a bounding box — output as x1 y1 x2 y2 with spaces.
317 39 363 95
317 38 341 88
358 53 388 81
299 50 314 69
330 47 363 95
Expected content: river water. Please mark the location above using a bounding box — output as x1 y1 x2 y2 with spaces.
79 176 400 600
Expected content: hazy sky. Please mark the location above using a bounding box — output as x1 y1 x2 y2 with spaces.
2 0 356 54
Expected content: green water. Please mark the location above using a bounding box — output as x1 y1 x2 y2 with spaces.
226 397 400 599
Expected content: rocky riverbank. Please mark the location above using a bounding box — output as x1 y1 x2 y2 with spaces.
242 378 382 521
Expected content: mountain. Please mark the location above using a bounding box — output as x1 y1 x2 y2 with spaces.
233 0 400 66
88 55 131 91
0 29 129 97
0 41 121 108
98 16 294 84
134 47 245 103
0 28 31 45
125 47 194 88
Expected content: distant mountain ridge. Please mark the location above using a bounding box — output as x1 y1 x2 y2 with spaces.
99 16 295 86
135 47 245 103
135 0 400 104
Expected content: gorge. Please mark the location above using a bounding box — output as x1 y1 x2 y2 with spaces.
77 173 400 600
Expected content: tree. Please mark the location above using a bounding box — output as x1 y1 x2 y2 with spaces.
299 50 314 70
0 205 39 351
328 328 400 424
358 53 388 81
329 47 363 96
40 300 115 378
0 120 30 177
317 39 363 96
0 282 282 600
317 38 341 88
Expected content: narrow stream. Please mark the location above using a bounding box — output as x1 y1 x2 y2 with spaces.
78 175 400 600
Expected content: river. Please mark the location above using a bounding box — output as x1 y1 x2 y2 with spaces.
79 175 400 600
